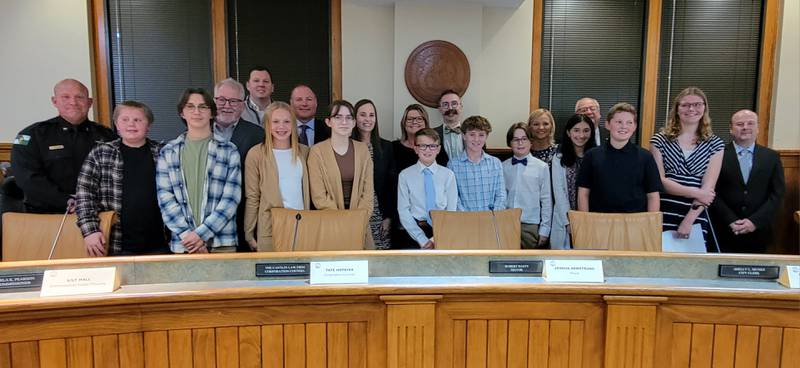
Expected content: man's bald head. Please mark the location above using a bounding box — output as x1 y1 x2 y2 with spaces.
730 109 758 146
51 79 92 125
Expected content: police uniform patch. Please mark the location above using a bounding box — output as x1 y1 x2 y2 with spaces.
13 134 31 145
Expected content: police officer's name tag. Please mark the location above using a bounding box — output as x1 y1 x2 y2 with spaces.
309 261 368 285
40 267 121 297
778 265 800 288
543 260 604 283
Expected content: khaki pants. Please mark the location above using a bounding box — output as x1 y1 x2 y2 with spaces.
521 223 545 249
209 246 237 253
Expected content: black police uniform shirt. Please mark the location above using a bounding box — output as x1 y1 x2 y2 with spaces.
11 116 116 213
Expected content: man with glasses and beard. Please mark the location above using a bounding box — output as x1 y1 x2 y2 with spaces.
434 89 465 166
213 78 264 251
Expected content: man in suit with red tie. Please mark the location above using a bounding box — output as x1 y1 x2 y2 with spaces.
711 110 785 253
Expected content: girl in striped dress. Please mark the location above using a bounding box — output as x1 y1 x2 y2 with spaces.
649 87 724 252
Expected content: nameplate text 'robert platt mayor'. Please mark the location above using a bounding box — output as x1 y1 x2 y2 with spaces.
40 267 121 297
309 261 369 285
543 260 604 283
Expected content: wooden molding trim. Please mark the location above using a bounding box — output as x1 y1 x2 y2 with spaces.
603 296 669 305
757 0 781 146
640 0 663 150
0 143 11 163
89 0 112 126
211 0 228 82
331 0 343 101
529 0 543 113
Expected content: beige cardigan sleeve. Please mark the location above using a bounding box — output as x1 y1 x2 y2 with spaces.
307 144 338 210
243 145 263 245
358 149 374 213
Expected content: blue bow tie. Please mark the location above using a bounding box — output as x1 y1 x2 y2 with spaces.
512 157 527 166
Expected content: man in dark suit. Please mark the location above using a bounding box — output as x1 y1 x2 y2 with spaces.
711 109 785 253
290 85 330 146
434 89 465 166
213 78 265 251
575 97 609 145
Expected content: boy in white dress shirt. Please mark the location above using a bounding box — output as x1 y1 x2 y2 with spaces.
502 122 552 248
397 128 458 249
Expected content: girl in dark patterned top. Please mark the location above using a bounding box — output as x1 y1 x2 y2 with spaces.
527 108 558 164
650 87 724 252
550 114 596 249
353 99 395 250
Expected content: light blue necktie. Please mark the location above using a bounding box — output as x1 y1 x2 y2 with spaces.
423 168 436 225
739 149 752 183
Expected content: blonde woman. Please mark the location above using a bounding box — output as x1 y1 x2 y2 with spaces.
650 87 724 252
308 100 375 248
527 108 558 164
243 102 310 251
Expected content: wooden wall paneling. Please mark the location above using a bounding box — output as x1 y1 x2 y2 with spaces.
452 320 467 368
710 324 736 368
733 326 760 367
65 337 93 368
781 328 800 364
347 322 368 368
326 323 348 368
38 339 66 368
773 150 800 255
214 327 239 368
118 333 144 368
237 326 261 368
88 0 112 126
528 320 550 367
167 330 192 368
92 335 119 368
487 320 508 368
261 325 284 368
305 323 327 368
506 320 529 367
210 0 228 83
640 0 663 149
0 344 9 368
191 328 216 368
142 331 168 368
757 327 783 367
667 323 691 368
331 0 343 101
689 324 714 367
283 324 305 368
466 320 488 368
529 0 543 112
10 341 38 368
756 0 781 146
604 296 665 368
548 320 571 367
383 295 439 368
568 320 584 368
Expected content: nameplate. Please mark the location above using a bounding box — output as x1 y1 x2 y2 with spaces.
718 264 780 279
309 261 368 285
778 265 800 288
40 267 121 297
255 263 310 277
489 260 543 274
543 260 604 283
0 273 44 291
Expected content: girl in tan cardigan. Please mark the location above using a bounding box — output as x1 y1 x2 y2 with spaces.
307 100 375 248
243 102 310 251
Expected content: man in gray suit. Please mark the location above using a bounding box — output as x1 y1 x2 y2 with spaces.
213 78 265 251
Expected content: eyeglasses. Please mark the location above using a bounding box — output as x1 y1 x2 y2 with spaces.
331 114 354 122
577 105 598 113
214 97 244 107
511 137 530 144
416 144 440 151
184 104 211 112
405 116 425 124
679 102 705 110
440 101 460 109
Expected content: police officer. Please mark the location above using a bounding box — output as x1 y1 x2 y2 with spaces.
11 79 116 213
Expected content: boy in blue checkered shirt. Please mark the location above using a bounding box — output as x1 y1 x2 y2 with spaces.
447 116 506 212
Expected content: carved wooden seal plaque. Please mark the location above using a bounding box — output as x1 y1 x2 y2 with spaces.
404 40 470 108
